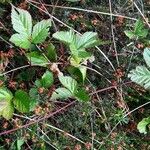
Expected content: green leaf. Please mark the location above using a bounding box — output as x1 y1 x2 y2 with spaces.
41 70 54 88
45 43 57 62
76 32 99 49
137 117 150 134
128 66 150 89
0 100 14 120
34 79 42 88
29 88 39 99
134 19 148 37
53 30 75 44
68 66 86 83
78 50 92 59
0 87 13 101
58 76 78 93
75 88 90 102
32 19 51 44
26 51 49 67
14 90 30 113
11 7 32 36
0 87 14 119
125 19 148 39
53 30 98 65
134 19 144 31
137 29 148 38
124 31 135 39
29 88 39 111
51 88 72 100
143 48 150 68
78 65 87 82
10 33 31 49
70 56 82 66
17 139 24 150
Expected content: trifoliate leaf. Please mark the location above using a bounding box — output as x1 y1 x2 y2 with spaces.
75 88 90 102
51 88 72 100
26 51 49 67
128 66 150 89
14 90 30 113
58 76 78 93
10 33 31 49
137 117 150 134
11 7 32 36
143 48 150 68
32 19 51 44
41 70 54 88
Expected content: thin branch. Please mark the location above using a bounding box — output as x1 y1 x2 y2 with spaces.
28 0 137 21
0 101 76 136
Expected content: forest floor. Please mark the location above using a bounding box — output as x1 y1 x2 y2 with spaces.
0 0 150 150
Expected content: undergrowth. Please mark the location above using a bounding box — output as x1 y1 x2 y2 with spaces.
0 0 150 149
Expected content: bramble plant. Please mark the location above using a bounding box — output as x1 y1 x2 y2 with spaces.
53 30 99 82
126 19 150 134
128 48 150 134
10 6 51 49
0 6 99 120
